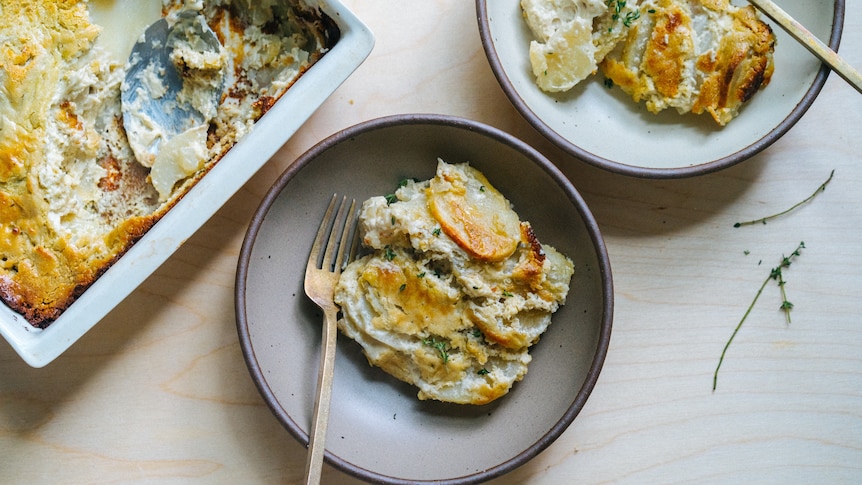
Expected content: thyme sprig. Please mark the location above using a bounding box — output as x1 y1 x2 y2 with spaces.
713 241 805 391
734 170 834 227
422 336 450 363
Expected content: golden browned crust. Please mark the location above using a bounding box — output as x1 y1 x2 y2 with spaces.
427 162 521 263
601 0 775 125
0 0 101 326
691 5 775 124
642 5 690 101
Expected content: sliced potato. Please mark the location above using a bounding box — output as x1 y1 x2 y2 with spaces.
427 161 520 262
529 17 597 92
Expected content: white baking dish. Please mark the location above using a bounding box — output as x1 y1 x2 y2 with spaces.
0 0 374 367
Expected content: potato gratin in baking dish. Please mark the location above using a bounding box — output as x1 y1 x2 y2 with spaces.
0 0 335 327
0 0 373 366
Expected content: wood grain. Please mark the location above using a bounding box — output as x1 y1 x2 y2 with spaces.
1 1 860 483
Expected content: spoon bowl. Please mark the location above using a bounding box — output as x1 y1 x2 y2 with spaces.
121 11 226 167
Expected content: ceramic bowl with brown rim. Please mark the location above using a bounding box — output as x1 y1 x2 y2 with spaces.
476 0 845 178
235 114 613 483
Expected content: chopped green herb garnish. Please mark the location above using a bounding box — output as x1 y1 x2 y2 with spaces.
384 246 396 261
605 0 639 31
606 0 622 11
384 179 420 205
421 337 450 363
432 227 442 237
477 368 490 376
399 283 406 292
417 272 426 278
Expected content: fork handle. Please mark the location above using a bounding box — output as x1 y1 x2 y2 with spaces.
303 307 338 485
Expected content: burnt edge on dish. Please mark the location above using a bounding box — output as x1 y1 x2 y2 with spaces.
234 114 614 484
475 0 846 179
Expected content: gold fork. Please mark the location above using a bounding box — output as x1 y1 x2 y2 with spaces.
302 194 358 485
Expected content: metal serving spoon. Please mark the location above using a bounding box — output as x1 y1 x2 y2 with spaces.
120 11 226 167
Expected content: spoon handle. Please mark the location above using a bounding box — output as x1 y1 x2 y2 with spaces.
748 0 862 95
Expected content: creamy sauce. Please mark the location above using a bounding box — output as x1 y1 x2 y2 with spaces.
88 0 163 64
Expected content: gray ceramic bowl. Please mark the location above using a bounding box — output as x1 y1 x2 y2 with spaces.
477 0 845 178
235 114 613 483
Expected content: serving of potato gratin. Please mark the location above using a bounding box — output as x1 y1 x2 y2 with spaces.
522 0 776 125
334 160 574 405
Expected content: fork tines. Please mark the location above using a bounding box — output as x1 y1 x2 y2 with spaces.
311 194 359 274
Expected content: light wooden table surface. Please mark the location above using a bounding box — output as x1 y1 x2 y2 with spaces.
2 1 861 483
